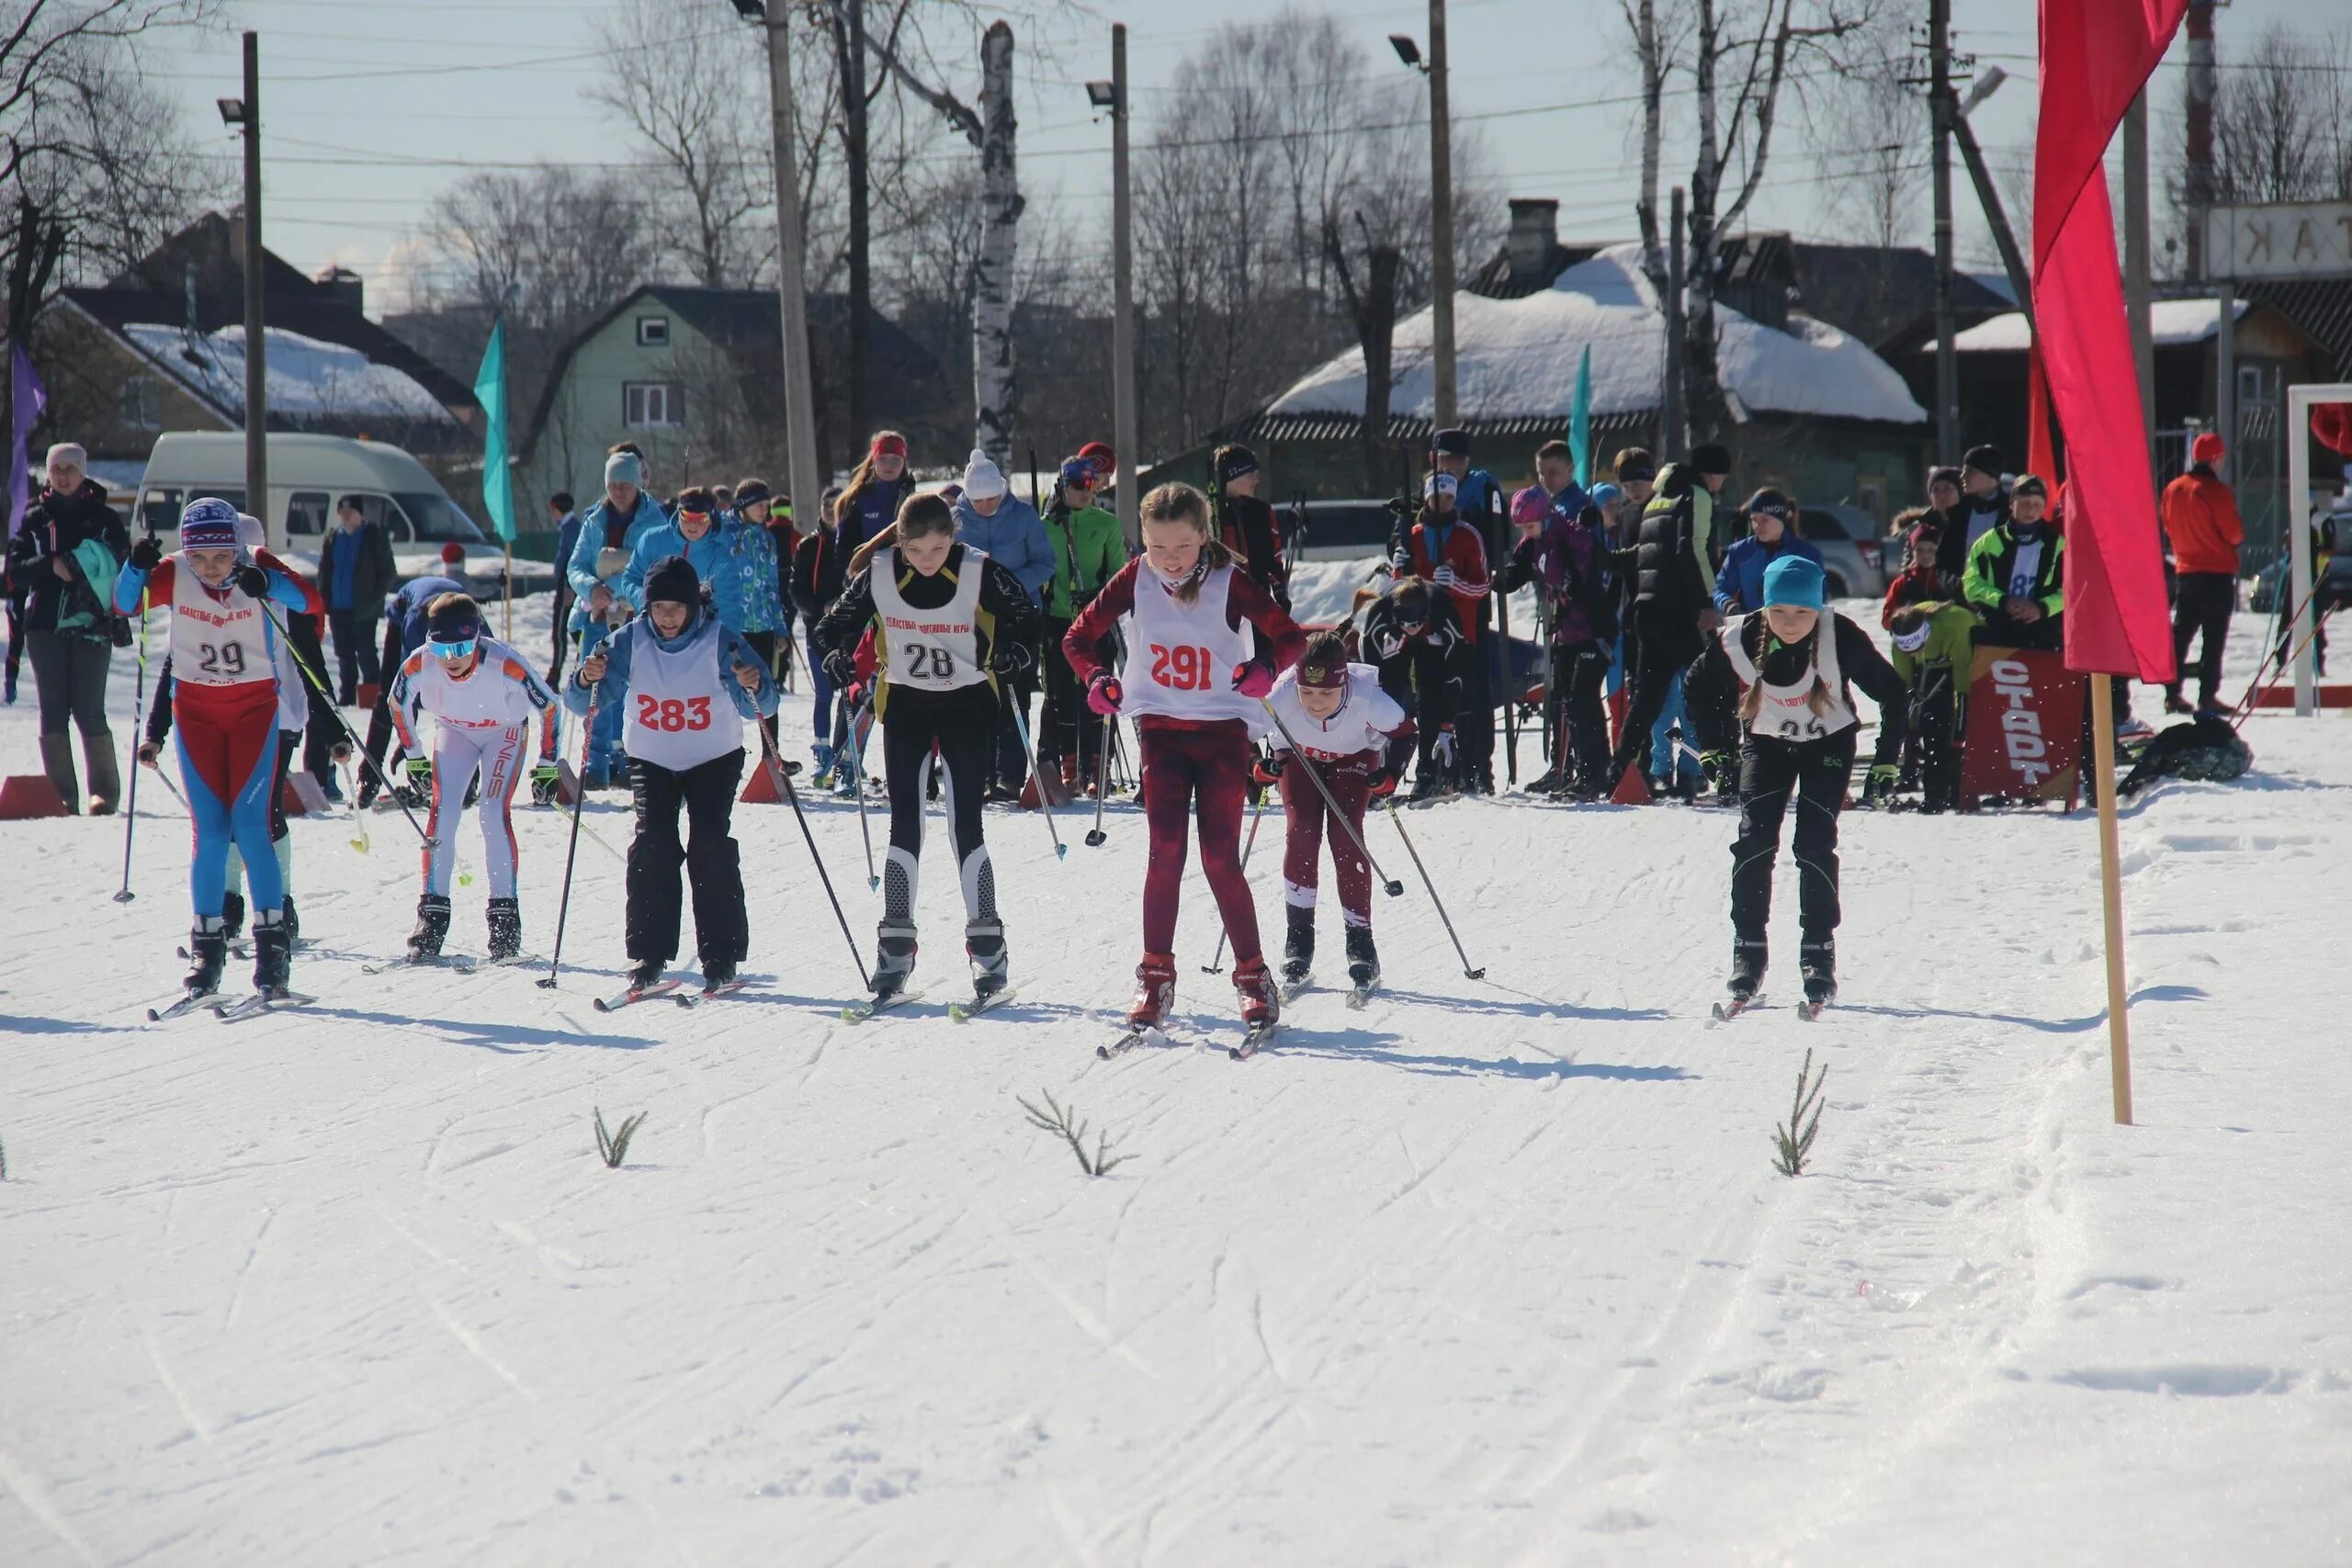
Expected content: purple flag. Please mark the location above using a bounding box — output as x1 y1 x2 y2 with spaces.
9 342 46 537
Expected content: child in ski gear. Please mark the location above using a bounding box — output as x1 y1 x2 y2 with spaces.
813 491 1042 1002
565 450 669 786
1210 444 1292 610
945 452 1054 801
1258 630 1414 991
1714 489 1823 615
1362 575 1472 799
1686 554 1908 1009
568 555 779 991
1064 481 1306 1032
388 592 558 961
114 498 322 999
1038 456 1127 792
1963 473 2064 651
1393 469 1496 790
1879 513 1978 812
1497 483 1614 797
359 567 469 807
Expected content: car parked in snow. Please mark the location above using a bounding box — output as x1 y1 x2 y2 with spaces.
1794 502 1888 601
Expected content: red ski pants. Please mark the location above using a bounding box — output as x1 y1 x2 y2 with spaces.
1138 719 1260 963
1277 752 1375 929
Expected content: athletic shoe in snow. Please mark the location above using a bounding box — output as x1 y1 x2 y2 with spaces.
408 894 452 961
1232 956 1280 1030
628 956 665 992
1128 952 1176 1029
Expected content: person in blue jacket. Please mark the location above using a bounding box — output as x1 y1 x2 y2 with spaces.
565 449 670 787
1714 488 1822 616
949 449 1052 799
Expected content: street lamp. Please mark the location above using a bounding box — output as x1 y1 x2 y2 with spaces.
1387 33 1422 70
1088 30 1138 545
215 96 246 127
1392 5 1455 429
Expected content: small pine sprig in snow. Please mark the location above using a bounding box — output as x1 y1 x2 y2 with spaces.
0 1133 7 1181
1017 1089 1134 1177
594 1107 647 1169
1772 1048 1827 1178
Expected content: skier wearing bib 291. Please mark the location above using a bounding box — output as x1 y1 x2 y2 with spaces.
813 491 1041 1006
388 592 558 964
114 497 322 1002
568 556 778 994
1686 554 1906 1012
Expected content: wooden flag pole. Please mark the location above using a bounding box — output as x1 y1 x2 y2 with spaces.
2087 675 2133 1123
503 539 514 641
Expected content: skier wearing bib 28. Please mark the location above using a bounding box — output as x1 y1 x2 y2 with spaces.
812 491 1041 1006
568 556 779 993
1686 555 1907 1013
387 592 558 963
114 498 322 1002
1063 482 1306 1034
1256 629 1415 995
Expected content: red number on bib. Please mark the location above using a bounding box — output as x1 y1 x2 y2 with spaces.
635 694 660 729
1148 643 1216 690
686 696 711 730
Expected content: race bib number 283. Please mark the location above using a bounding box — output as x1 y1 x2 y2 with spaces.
635 694 712 732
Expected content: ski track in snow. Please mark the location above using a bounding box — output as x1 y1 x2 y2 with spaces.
4 598 2351 1564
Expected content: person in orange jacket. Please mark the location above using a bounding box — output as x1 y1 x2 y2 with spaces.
2161 431 2245 714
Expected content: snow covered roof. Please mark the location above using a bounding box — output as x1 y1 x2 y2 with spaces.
1267 243 1928 428
1936 299 2250 355
121 322 458 426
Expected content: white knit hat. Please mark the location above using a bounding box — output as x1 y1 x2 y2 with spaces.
961 448 1007 501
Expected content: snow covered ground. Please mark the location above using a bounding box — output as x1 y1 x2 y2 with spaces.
4 595 2349 1566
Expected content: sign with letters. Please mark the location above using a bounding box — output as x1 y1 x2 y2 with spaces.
2205 201 2352 280
1961 646 2086 804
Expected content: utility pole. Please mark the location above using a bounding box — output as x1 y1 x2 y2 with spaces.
1664 186 1685 457
222 31 266 539
1928 0 1960 462
1427 0 1457 429
741 0 821 531
2183 0 2217 279
2124 90 2154 462
1110 25 1138 546
844 0 870 443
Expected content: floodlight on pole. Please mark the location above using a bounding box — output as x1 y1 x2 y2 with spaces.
216 96 246 127
729 0 764 17
1960 62 2007 118
1085 79 1116 111
1388 33 1423 70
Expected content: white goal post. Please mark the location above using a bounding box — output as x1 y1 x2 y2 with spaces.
2285 381 2352 717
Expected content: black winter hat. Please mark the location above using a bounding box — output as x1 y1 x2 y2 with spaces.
1962 445 2003 479
733 479 773 511
425 596 481 646
1744 486 1795 521
2011 473 2049 501
645 554 703 607
1690 442 1732 477
1214 445 1260 484
1431 427 1471 457
1928 465 1962 491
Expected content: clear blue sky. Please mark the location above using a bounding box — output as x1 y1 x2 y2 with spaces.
137 0 2323 314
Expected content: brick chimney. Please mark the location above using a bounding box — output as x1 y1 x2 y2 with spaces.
1506 197 1560 290
314 264 365 316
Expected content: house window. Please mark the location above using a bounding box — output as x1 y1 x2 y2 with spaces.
120 376 161 431
624 381 684 429
636 316 670 347
2238 365 2270 408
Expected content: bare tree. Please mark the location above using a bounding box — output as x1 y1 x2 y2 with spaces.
2206 24 2352 205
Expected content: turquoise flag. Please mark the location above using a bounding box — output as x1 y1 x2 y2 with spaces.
474 317 514 543
1567 344 1593 490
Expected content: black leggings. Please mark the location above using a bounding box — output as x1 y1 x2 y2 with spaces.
1729 728 1856 945
880 688 998 930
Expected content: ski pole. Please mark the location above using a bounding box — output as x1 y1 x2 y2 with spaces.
259 601 435 849
1008 696 1067 860
341 760 371 854
1257 697 1403 897
113 587 151 904
759 711 871 990
1384 796 1486 979
2233 603 2338 729
846 693 878 889
537 680 599 991
1203 784 1265 974
1082 710 1116 846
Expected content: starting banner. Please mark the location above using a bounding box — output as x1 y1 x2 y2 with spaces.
1961 646 2086 803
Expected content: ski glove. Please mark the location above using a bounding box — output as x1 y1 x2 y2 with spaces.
1701 749 1736 794
989 639 1034 677
1251 750 1287 786
821 648 856 689
1230 660 1276 699
1086 671 1124 716
1366 765 1400 799
1863 761 1899 803
405 758 434 788
1432 564 1458 591
233 564 272 601
129 535 163 571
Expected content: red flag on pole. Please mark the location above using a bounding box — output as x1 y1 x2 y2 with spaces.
2034 0 2188 682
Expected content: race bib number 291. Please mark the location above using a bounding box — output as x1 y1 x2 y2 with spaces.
1148 643 1218 691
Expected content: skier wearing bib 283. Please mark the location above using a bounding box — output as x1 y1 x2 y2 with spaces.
387 592 558 963
568 556 778 994
1686 555 1907 1012
1063 482 1306 1033
114 498 322 1002
812 491 1041 1006
1256 629 1415 995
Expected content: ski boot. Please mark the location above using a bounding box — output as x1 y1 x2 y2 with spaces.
871 922 918 1001
1280 905 1315 989
184 917 229 998
809 741 835 790
1127 952 1176 1030
1345 925 1380 991
407 894 452 962
486 897 522 962
221 888 247 946
252 909 293 996
966 918 1009 998
1728 939 1768 1004
1232 956 1280 1031
1800 936 1837 1013
280 893 300 949
530 761 562 807
701 956 738 989
627 956 665 992
356 767 381 809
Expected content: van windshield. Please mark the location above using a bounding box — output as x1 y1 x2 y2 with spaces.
391 493 489 544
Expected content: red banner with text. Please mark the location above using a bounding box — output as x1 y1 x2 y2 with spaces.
1962 646 2086 804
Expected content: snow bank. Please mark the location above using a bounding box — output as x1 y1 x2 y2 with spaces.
123 322 456 425
1940 298 2250 354
1270 243 1929 428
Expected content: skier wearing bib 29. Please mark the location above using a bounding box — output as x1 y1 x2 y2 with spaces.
1064 482 1306 1034
813 491 1041 1006
114 498 322 1002
568 556 778 993
388 592 558 963
1686 554 1907 1013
